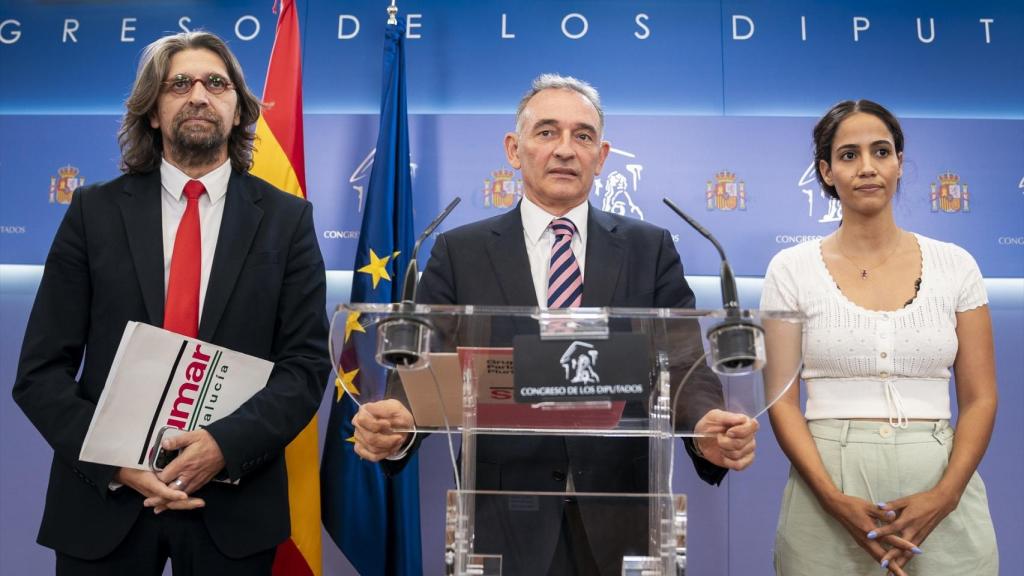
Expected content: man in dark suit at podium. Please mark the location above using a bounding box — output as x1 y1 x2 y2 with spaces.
353 74 758 575
13 31 329 575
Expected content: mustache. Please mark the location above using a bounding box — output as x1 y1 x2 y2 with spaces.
172 107 221 128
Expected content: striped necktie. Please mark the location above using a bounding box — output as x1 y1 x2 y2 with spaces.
547 217 583 308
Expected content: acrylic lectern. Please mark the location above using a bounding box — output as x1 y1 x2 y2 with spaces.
330 304 803 576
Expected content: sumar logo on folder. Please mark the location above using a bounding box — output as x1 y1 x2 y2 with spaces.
80 322 272 470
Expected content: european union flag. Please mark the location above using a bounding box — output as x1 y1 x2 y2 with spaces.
321 19 422 576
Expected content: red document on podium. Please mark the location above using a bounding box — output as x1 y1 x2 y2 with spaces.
398 347 624 430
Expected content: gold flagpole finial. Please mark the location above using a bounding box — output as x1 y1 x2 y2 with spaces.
387 0 398 25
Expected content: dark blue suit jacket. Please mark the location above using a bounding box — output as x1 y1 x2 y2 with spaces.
13 170 330 559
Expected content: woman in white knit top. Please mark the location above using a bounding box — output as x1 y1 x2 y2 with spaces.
762 100 997 576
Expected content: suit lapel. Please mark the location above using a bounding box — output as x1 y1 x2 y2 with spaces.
486 205 537 307
582 206 624 307
117 172 165 325
199 173 263 341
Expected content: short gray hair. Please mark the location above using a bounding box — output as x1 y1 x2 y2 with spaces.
514 73 604 135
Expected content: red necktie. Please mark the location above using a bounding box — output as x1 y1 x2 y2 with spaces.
164 179 205 338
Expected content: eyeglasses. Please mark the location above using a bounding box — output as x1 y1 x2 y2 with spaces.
162 73 234 96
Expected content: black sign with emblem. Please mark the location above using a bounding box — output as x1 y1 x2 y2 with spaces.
512 333 650 402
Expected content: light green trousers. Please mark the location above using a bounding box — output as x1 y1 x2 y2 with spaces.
774 419 998 576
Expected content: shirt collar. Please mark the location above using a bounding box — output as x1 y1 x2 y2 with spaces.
160 158 232 205
520 195 589 245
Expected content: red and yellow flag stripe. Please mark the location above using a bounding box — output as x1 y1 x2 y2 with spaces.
251 0 307 199
250 2 319 576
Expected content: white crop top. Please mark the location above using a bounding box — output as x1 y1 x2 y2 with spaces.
760 233 988 425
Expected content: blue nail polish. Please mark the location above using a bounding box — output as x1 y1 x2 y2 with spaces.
912 546 923 555
885 510 896 519
881 559 889 569
876 501 887 508
867 530 878 540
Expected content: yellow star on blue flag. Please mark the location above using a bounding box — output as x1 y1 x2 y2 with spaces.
335 367 359 402
344 312 365 343
357 248 393 289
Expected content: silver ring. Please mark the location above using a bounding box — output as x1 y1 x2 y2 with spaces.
172 478 185 488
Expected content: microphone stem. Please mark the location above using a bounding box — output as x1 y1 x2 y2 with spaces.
662 197 740 311
402 197 461 303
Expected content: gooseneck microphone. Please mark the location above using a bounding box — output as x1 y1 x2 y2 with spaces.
376 197 461 369
662 198 765 375
401 196 462 304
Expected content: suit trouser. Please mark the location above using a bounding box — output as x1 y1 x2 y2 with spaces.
55 508 275 576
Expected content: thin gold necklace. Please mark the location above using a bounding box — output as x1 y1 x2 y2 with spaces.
836 229 903 280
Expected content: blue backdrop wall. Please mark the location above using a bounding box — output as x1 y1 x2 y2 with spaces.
1 1 1021 575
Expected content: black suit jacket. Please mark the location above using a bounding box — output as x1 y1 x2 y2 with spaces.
400 203 725 574
13 170 330 560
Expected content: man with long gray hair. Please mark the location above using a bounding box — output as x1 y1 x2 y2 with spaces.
14 31 329 575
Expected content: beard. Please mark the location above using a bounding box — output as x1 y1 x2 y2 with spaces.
168 105 229 168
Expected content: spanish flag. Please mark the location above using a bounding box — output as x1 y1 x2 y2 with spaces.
249 1 319 575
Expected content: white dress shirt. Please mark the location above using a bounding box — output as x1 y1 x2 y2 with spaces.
160 158 231 319
519 195 589 308
109 159 231 490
